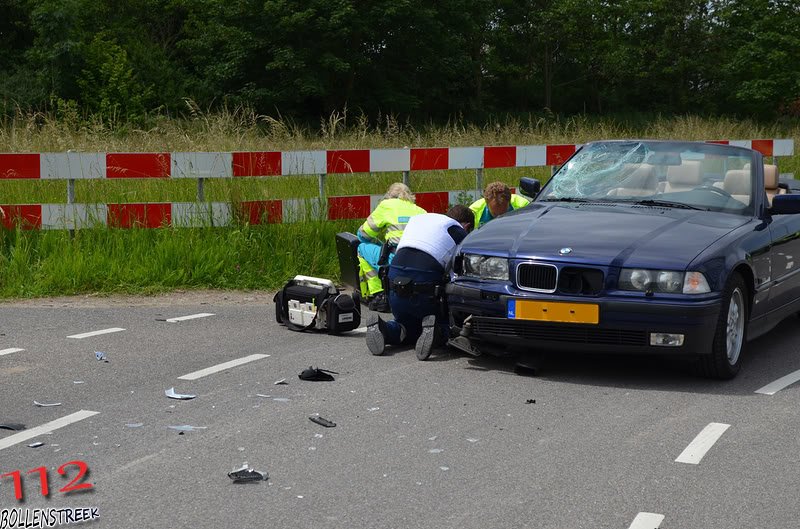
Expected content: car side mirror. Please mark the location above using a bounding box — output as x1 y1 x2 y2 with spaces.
769 193 800 215
519 177 541 198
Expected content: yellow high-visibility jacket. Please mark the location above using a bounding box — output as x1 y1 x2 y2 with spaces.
358 198 427 247
469 194 529 229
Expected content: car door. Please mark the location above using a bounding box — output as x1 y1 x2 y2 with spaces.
765 201 800 313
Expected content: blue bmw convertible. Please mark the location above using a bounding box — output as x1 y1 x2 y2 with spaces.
446 140 800 379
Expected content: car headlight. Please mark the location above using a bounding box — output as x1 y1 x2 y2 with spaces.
619 269 710 294
462 254 509 280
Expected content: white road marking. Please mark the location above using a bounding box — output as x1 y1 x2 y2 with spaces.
0 410 99 451
166 313 215 323
675 422 730 464
755 369 800 395
0 348 24 356
177 354 270 380
628 512 664 529
67 327 125 339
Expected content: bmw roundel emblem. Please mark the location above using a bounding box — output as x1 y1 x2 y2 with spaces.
559 247 572 255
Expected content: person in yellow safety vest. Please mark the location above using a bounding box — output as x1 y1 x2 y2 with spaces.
469 181 530 229
357 183 426 312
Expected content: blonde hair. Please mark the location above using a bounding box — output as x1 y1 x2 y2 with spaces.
483 181 511 203
384 182 415 203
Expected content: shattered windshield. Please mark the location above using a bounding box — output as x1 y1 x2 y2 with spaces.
538 141 755 214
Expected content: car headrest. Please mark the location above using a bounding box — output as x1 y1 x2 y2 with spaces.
620 164 657 189
666 161 702 186
764 164 779 190
724 169 751 195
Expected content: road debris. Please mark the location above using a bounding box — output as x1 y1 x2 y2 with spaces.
34 401 62 407
228 463 269 483
526 399 537 404
274 378 288 385
167 425 207 432
28 441 44 448
309 416 336 428
125 423 144 428
299 366 337 381
0 423 25 431
165 387 196 400
95 351 109 362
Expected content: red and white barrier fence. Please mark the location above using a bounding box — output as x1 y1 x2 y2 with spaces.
0 139 794 230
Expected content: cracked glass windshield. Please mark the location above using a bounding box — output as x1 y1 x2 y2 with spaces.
540 141 755 213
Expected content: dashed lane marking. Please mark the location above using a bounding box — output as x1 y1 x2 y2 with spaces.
166 313 215 323
177 353 270 381
628 512 665 529
675 422 730 465
0 348 24 356
0 410 100 451
67 327 125 339
755 369 800 395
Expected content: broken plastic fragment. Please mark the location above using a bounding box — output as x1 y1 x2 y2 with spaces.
167 425 207 432
272 398 290 402
95 351 108 362
526 399 536 404
28 441 44 448
309 416 336 428
228 463 268 483
255 394 271 398
125 423 144 428
428 448 444 454
298 367 337 382
34 401 62 407
274 378 287 385
0 423 25 431
165 387 196 400
73 381 85 384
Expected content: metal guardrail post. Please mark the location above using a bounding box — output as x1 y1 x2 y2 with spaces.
197 177 206 202
318 173 326 198
67 179 75 238
475 168 483 193
402 170 410 187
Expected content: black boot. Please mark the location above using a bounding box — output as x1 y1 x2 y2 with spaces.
367 291 390 313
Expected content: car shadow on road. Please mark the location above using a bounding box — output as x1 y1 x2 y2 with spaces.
445 316 800 396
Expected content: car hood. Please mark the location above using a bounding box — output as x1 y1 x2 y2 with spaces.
460 203 749 269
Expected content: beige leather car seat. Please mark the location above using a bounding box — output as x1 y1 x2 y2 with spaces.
723 169 751 205
661 161 702 193
606 164 658 197
764 164 784 204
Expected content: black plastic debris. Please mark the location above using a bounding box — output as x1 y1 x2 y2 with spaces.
299 367 337 382
526 399 536 404
309 416 336 428
0 423 25 431
228 464 269 483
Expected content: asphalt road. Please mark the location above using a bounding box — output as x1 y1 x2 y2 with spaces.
1 293 800 529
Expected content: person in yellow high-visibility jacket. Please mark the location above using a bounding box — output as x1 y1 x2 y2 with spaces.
469 181 530 229
357 183 426 311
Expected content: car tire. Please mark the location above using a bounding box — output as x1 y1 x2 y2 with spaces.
697 272 747 379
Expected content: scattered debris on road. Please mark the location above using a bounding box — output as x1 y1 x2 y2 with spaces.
526 399 536 404
95 351 109 362
0 423 25 431
34 400 62 407
274 378 288 385
125 423 144 428
228 463 269 483
299 367 337 381
165 387 197 400
28 441 44 448
309 416 336 428
167 425 207 432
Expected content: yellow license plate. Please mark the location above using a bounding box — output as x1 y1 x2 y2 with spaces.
509 300 599 324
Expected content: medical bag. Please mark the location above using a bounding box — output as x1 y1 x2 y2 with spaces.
273 275 361 334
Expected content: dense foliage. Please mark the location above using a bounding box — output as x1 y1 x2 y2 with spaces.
0 0 799 123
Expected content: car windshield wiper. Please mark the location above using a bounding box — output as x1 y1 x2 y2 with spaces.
541 197 602 203
632 199 703 210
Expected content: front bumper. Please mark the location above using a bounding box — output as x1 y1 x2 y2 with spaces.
447 283 721 356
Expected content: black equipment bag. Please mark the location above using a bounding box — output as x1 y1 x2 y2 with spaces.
274 277 360 334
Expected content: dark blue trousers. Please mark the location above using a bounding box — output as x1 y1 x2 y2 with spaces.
384 264 447 346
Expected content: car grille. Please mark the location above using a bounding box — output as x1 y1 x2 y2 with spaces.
557 267 604 295
472 318 647 346
517 263 557 292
